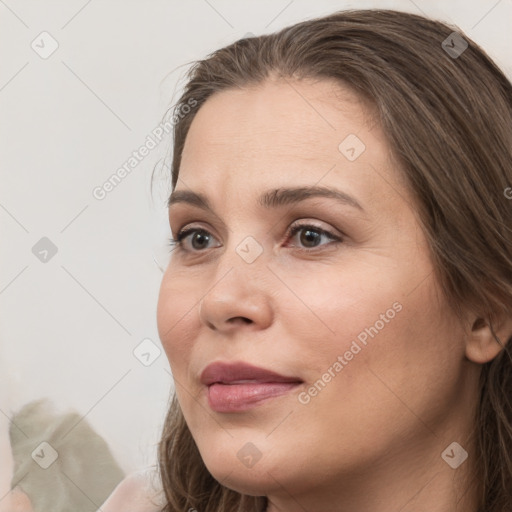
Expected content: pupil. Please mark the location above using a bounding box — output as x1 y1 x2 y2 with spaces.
192 232 209 249
301 229 320 247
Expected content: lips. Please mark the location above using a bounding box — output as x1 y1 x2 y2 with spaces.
200 361 303 413
200 361 302 386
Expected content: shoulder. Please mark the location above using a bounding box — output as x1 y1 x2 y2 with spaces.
98 470 165 512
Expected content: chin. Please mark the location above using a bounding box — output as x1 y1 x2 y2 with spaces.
198 444 294 497
209 466 277 497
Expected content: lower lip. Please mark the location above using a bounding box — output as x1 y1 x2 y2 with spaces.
207 382 301 413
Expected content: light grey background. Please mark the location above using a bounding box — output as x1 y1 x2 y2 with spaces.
1 0 511 475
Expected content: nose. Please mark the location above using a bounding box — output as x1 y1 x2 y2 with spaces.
198 264 274 333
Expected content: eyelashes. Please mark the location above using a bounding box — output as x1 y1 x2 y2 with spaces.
168 222 343 254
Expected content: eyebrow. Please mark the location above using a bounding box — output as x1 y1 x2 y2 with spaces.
167 186 364 212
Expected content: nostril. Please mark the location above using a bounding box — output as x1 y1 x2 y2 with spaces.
228 317 252 324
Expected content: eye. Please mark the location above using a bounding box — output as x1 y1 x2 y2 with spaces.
285 222 342 251
169 222 343 254
169 227 220 252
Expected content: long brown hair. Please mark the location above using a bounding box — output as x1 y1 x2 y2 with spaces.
156 9 512 511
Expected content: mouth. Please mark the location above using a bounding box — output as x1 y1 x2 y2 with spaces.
206 381 302 412
200 361 303 413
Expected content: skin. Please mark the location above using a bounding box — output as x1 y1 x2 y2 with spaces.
0 418 32 512
0 489 33 512
96 471 164 512
157 77 507 512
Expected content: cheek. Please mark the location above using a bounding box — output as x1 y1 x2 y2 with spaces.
277 262 402 360
282 256 459 402
296 268 463 428
156 272 198 372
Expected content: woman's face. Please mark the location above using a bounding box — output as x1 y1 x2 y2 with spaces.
157 78 478 505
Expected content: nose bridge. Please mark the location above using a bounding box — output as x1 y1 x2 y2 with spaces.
210 230 268 301
213 215 268 275
224 199 266 264
198 231 272 330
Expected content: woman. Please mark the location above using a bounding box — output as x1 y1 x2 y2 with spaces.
155 8 512 512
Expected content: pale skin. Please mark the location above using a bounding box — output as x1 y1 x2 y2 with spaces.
155 76 511 512
0 421 33 512
94 471 164 512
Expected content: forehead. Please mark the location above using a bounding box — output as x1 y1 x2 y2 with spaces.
177 78 401 211
181 78 374 167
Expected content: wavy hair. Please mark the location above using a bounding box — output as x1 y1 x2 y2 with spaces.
156 9 512 511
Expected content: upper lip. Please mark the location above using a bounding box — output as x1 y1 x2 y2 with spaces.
200 361 303 386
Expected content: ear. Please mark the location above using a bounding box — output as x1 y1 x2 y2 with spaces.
465 314 512 364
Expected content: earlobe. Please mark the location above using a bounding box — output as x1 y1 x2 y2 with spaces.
465 315 512 364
